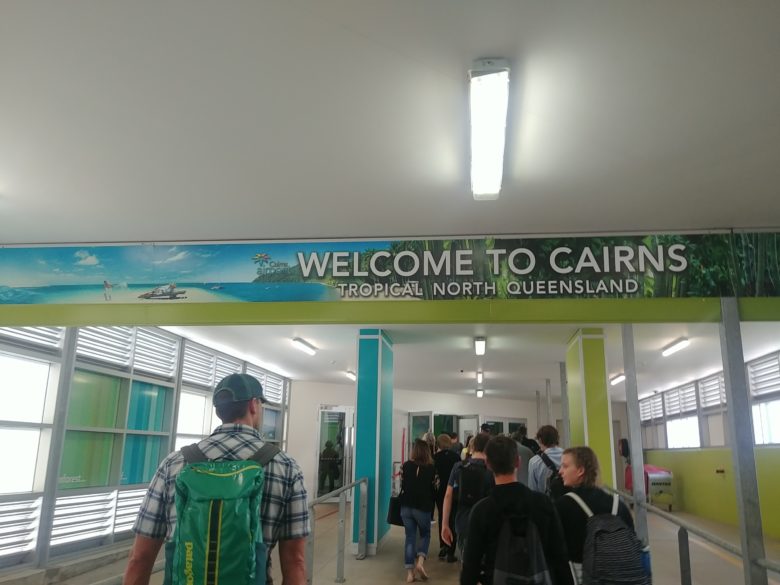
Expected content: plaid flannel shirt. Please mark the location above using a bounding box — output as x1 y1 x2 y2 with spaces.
132 424 310 549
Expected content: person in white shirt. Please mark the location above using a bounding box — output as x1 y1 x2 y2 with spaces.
527 425 564 494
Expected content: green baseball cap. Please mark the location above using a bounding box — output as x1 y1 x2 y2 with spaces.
213 373 266 405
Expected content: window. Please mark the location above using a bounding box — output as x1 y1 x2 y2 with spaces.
753 399 780 445
666 416 700 449
175 390 214 449
0 353 50 424
0 428 41 494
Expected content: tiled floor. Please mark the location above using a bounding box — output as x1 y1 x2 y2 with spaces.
50 503 780 585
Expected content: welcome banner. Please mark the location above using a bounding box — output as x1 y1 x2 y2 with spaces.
1 232 778 304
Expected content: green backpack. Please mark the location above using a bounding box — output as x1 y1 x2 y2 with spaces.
164 443 280 585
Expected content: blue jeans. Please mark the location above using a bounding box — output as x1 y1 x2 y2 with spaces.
400 506 431 568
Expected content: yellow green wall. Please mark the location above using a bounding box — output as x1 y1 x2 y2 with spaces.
566 339 585 446
646 446 780 539
582 335 614 488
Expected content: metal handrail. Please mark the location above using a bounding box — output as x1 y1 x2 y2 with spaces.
305 478 369 585
604 486 779 579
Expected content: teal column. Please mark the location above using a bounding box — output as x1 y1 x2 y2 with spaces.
352 329 394 552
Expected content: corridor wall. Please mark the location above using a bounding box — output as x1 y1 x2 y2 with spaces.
646 446 780 539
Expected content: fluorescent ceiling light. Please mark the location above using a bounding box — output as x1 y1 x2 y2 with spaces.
291 337 317 356
474 337 486 356
345 370 356 381
476 371 484 385
661 337 690 357
470 58 510 200
476 389 484 398
610 374 626 386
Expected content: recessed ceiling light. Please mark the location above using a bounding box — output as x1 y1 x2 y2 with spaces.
291 337 317 356
476 389 484 398
610 374 626 386
661 337 690 357
476 371 484 385
345 370 356 381
474 337 486 356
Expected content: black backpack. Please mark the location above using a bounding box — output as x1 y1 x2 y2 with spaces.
565 492 651 585
492 509 553 585
539 452 566 500
458 461 491 509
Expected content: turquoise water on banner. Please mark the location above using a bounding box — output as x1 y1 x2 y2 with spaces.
0 282 339 304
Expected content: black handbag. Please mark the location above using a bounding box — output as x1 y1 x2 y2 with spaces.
387 493 404 526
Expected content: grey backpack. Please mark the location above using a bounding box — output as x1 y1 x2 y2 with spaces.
565 492 651 585
492 511 552 585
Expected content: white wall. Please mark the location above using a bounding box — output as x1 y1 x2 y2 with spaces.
286 381 356 498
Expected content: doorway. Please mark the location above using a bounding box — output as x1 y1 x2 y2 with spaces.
316 405 354 501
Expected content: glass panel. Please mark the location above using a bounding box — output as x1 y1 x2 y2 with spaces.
317 411 345 497
0 428 40 494
666 416 700 449
121 435 167 485
175 434 203 452
0 353 49 423
177 392 208 435
67 370 122 428
433 415 457 438
753 399 780 445
410 415 430 440
127 381 170 432
59 431 118 489
262 409 279 441
484 421 504 435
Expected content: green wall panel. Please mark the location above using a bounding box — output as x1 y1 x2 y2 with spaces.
582 336 614 488
59 431 117 489
646 446 780 539
127 381 170 432
566 339 585 446
68 370 122 428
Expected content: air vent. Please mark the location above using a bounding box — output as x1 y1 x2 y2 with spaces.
699 374 726 408
133 328 178 379
246 364 284 404
679 383 697 413
50 492 115 547
214 355 242 384
747 353 780 397
664 389 681 417
76 327 134 368
0 497 41 558
0 327 65 351
181 343 216 388
114 489 146 534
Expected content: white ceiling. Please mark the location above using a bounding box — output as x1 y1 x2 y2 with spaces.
3 3 780 402
163 322 780 402
1 1 780 244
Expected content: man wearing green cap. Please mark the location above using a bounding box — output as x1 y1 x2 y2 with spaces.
124 373 310 585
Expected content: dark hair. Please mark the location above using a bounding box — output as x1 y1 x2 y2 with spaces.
536 425 559 447
472 432 490 453
411 438 433 466
215 399 251 423
485 436 518 475
517 423 528 437
449 432 458 440
563 446 600 487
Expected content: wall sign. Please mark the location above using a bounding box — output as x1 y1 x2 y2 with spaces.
1 232 778 304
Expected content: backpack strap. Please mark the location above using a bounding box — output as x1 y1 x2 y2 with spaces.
249 443 281 466
181 443 209 463
539 451 558 473
565 492 594 518
611 493 620 516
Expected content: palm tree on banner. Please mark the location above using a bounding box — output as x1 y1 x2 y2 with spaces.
253 253 271 276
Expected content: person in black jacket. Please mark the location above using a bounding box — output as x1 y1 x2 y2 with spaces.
554 446 635 580
401 439 437 582
461 436 574 585
433 433 461 560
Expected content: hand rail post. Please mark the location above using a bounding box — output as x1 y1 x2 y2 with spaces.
357 479 368 560
305 513 315 585
335 490 347 582
678 527 692 585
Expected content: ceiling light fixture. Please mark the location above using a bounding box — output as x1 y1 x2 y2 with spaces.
476 389 484 398
610 374 626 386
469 58 510 200
661 337 690 357
476 371 484 385
345 370 356 382
474 337 486 356
291 337 317 356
